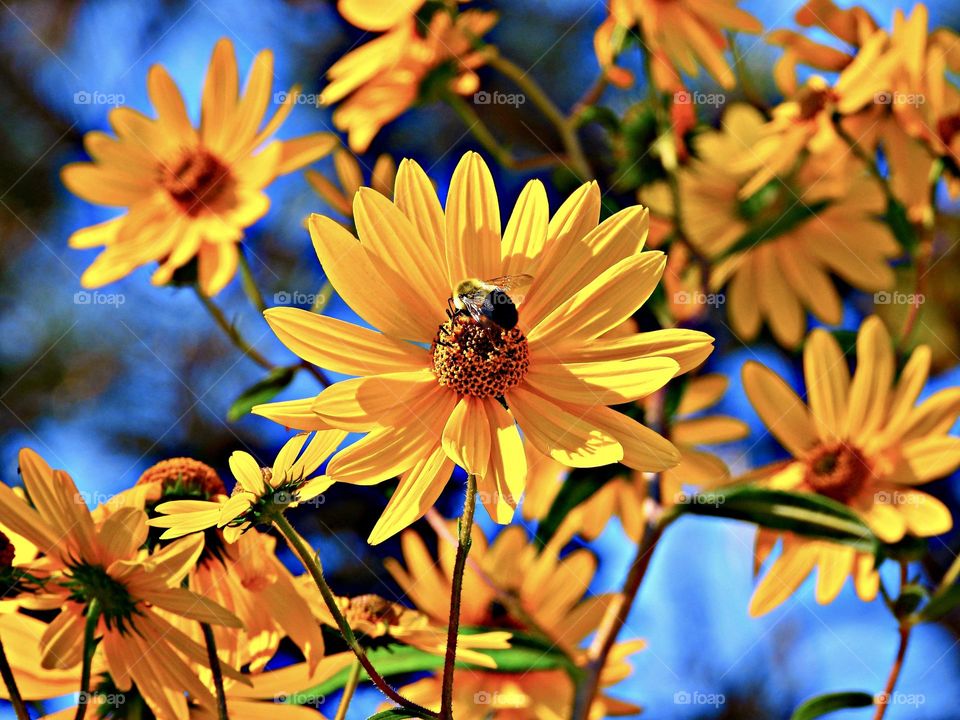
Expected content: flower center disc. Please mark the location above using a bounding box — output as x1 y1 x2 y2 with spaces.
137 457 226 498
432 314 529 398
344 594 400 627
159 148 232 216
804 442 872 503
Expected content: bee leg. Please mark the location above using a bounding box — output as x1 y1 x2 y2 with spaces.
435 339 453 348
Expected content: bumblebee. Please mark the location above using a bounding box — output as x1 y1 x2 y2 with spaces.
446 274 533 334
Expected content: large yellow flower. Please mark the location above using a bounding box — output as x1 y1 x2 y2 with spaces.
643 104 897 347
524 373 748 542
322 9 496 152
385 523 643 718
594 0 761 91
743 317 960 615
0 449 242 719
63 37 337 295
254 151 714 543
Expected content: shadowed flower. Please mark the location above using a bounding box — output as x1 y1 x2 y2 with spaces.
0 449 243 719
148 430 345 543
306 149 397 219
322 8 496 152
594 0 762 91
254 151 714 543
385 523 643 718
63 37 337 295
643 104 897 347
743 317 960 615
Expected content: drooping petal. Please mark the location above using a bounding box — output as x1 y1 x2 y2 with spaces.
441 396 492 477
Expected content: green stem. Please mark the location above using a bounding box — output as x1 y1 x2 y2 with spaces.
333 661 362 720
74 599 101 720
440 474 479 720
442 92 562 172
484 52 593 180
201 623 229 720
237 251 268 315
0 635 29 720
195 289 275 372
271 514 436 719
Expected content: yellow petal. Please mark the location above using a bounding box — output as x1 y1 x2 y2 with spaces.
445 152 501 288
482 399 526 523
845 316 895 442
742 362 818 457
749 541 819 616
441 397 491 477
501 179 549 277
803 328 850 442
230 451 266 495
310 370 439 430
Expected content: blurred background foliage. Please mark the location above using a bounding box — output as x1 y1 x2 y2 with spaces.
1 0 960 717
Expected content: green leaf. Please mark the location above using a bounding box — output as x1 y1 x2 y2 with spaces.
720 199 832 259
535 465 623 548
664 486 878 552
886 198 918 252
227 366 297 422
790 691 875 719
894 583 928 618
367 711 418 720
918 582 960 622
296 634 571 701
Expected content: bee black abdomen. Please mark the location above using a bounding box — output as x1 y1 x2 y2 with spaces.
482 289 519 330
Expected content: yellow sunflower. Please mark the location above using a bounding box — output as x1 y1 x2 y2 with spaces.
296 588 512 667
743 317 960 616
321 9 497 152
254 151 714 543
523 373 748 541
385 523 644 718
0 449 243 719
148 430 346 542
594 0 761 91
642 103 897 348
63 37 337 295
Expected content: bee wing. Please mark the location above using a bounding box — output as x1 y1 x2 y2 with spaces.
485 274 534 294
457 290 487 323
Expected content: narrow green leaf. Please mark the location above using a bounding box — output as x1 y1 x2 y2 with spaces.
227 366 296 422
886 198 918 252
790 691 875 719
367 711 417 720
919 583 960 622
665 486 878 552
894 583 928 618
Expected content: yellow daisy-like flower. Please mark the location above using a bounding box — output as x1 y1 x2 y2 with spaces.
148 430 345 542
321 9 496 152
594 0 762 91
523 373 748 541
0 449 242 720
63 37 337 296
385 523 644 718
643 104 897 348
744 317 960 616
254 151 714 544
297 588 512 667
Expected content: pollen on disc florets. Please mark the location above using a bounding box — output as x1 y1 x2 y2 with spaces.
158 147 232 216
804 442 873 504
138 458 226 499
432 314 529 398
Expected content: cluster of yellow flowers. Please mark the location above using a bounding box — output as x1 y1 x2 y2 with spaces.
3 1 960 719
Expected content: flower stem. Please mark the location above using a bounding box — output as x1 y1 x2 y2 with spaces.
201 623 229 720
0 635 29 720
271 514 436 718
333 661 362 720
572 519 664 719
485 53 593 180
873 624 911 720
442 92 563 172
237 251 268 315
440 473 479 720
195 288 275 372
74 599 101 720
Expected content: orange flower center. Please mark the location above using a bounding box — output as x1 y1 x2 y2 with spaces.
343 594 400 628
432 314 529 398
137 457 226 498
804 443 872 504
796 86 833 120
159 147 232 216
0 530 14 569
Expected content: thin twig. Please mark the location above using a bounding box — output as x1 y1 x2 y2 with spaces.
333 661 362 720
74 600 101 720
0 635 30 720
201 623 229 720
440 474 479 720
195 289 275 372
